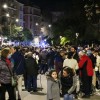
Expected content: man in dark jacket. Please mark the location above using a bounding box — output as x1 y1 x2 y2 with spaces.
11 47 25 100
25 52 39 92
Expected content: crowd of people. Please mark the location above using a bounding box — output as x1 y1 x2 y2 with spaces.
0 44 100 100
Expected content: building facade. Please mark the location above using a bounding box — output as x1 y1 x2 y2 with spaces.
23 5 41 36
0 0 42 37
15 0 24 27
0 0 24 35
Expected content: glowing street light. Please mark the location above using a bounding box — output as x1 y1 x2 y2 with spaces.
48 24 51 28
6 13 10 17
3 4 7 8
16 19 19 22
36 23 39 26
60 36 62 39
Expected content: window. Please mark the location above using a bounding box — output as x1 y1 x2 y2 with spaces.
20 6 23 11
30 16 32 21
20 14 23 19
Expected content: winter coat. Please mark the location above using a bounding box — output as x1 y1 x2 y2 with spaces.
54 54 63 73
47 77 60 100
0 59 14 84
12 51 25 75
25 57 38 76
47 50 55 66
89 54 96 69
63 58 79 71
61 74 77 96
78 55 93 76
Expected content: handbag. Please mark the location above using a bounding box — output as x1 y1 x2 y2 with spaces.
11 76 17 87
6 63 17 87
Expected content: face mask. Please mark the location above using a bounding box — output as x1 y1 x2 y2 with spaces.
7 54 12 59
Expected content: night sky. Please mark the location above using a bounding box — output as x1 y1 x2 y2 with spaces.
18 0 72 11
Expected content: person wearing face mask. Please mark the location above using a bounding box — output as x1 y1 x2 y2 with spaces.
0 48 16 100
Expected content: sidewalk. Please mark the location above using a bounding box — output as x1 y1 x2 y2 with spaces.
21 75 100 100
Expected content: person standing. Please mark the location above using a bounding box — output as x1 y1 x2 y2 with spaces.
0 48 16 100
11 47 25 100
54 50 64 73
78 51 93 98
70 46 79 61
47 70 60 100
25 52 38 92
63 52 78 72
89 49 98 90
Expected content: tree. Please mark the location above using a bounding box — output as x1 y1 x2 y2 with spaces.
1 26 9 36
60 36 70 45
22 28 33 41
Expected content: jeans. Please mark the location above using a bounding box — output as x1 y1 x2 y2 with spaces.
0 83 16 100
27 75 37 91
64 94 74 100
39 63 48 74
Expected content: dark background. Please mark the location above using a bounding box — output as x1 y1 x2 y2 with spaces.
17 0 72 11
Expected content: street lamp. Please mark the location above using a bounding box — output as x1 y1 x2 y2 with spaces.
3 4 16 10
36 23 39 26
48 24 52 28
76 33 79 45
6 13 10 17
3 4 8 9
16 19 19 22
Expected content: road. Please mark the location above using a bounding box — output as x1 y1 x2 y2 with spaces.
21 75 100 100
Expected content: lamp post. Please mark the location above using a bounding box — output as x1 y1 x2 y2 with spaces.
76 33 79 45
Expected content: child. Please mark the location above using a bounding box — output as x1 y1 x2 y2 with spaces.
47 70 60 100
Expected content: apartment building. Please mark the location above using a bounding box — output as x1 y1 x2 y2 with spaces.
0 0 42 37
0 0 24 32
15 0 24 27
23 4 41 36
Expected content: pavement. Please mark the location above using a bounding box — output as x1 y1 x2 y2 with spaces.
20 75 100 100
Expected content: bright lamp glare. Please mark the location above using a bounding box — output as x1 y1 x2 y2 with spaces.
6 13 10 17
34 37 39 44
36 23 39 26
48 24 51 27
16 19 19 22
44 39 46 42
3 4 8 9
